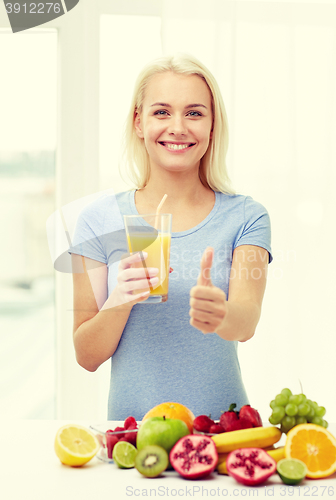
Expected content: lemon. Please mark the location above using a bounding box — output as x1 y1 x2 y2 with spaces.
54 424 100 467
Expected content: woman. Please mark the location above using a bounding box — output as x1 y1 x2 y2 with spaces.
69 54 272 421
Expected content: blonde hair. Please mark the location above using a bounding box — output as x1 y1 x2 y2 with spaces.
120 53 235 195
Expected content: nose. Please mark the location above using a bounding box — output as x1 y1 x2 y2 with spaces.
167 114 187 136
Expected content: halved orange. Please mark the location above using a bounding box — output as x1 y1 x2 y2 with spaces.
142 402 195 434
284 423 336 478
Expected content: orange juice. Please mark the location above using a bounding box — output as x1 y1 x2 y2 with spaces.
127 232 171 299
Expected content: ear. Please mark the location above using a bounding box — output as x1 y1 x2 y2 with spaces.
134 111 144 139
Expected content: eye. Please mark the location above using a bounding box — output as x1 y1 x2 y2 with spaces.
187 111 203 117
154 109 169 116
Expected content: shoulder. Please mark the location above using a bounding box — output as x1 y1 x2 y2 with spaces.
216 192 270 219
77 189 132 223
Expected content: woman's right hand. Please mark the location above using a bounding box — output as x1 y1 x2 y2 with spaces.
105 251 159 309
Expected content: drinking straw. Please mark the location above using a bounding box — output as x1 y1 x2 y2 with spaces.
154 194 168 230
139 194 168 294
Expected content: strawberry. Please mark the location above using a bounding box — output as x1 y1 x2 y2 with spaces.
237 417 254 429
226 417 253 432
193 415 215 433
208 423 225 434
239 405 263 427
219 403 239 432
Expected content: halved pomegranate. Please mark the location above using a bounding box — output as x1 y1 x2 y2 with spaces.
170 435 218 479
226 448 276 486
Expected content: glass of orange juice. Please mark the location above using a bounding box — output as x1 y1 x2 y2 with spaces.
123 213 172 303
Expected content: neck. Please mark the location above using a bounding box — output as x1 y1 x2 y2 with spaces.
137 166 212 211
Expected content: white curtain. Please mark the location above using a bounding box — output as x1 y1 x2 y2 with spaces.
160 0 336 422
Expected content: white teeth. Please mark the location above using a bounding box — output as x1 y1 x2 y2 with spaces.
164 143 190 150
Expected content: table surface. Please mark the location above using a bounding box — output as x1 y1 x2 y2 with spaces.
1 420 335 500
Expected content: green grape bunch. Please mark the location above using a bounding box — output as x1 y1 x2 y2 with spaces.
269 388 328 434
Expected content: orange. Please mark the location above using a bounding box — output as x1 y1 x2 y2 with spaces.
142 402 195 434
285 423 336 479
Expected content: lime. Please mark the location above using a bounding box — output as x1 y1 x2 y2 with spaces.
112 441 137 469
277 458 307 485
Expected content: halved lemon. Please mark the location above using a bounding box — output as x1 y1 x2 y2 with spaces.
285 423 336 478
54 424 100 467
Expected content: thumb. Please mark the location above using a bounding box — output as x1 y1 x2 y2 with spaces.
197 247 214 286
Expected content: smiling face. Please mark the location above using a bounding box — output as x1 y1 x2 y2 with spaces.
134 71 213 177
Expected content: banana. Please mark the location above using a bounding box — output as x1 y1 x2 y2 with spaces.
217 446 285 475
217 452 230 464
212 426 282 454
267 446 285 462
217 453 230 474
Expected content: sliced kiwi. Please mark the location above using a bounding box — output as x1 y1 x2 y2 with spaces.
135 445 169 478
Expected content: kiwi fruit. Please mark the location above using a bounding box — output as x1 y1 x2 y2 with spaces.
135 445 169 477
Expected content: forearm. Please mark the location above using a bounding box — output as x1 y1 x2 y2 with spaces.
74 299 132 372
215 300 261 342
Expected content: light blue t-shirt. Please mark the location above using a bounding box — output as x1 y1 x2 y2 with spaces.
70 189 272 420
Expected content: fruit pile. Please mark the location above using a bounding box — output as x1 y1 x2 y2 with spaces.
269 388 328 433
193 404 263 434
53 397 336 486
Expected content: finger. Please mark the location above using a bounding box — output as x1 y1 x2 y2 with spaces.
190 285 225 301
120 267 159 282
189 307 214 322
189 296 222 314
197 247 214 286
119 251 148 270
123 276 159 293
189 317 213 334
126 290 150 305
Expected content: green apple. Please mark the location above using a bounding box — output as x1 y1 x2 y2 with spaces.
137 417 190 468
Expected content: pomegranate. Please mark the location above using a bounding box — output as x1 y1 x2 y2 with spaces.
170 435 218 479
226 448 276 486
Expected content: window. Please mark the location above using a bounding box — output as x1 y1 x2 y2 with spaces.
0 29 57 418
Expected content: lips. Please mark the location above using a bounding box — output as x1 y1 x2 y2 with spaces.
159 142 196 151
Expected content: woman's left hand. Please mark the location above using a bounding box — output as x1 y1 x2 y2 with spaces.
189 247 227 334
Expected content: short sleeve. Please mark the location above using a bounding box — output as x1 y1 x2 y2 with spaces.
68 200 107 264
234 196 273 263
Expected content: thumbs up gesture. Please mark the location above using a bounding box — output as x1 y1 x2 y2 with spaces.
189 247 227 334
